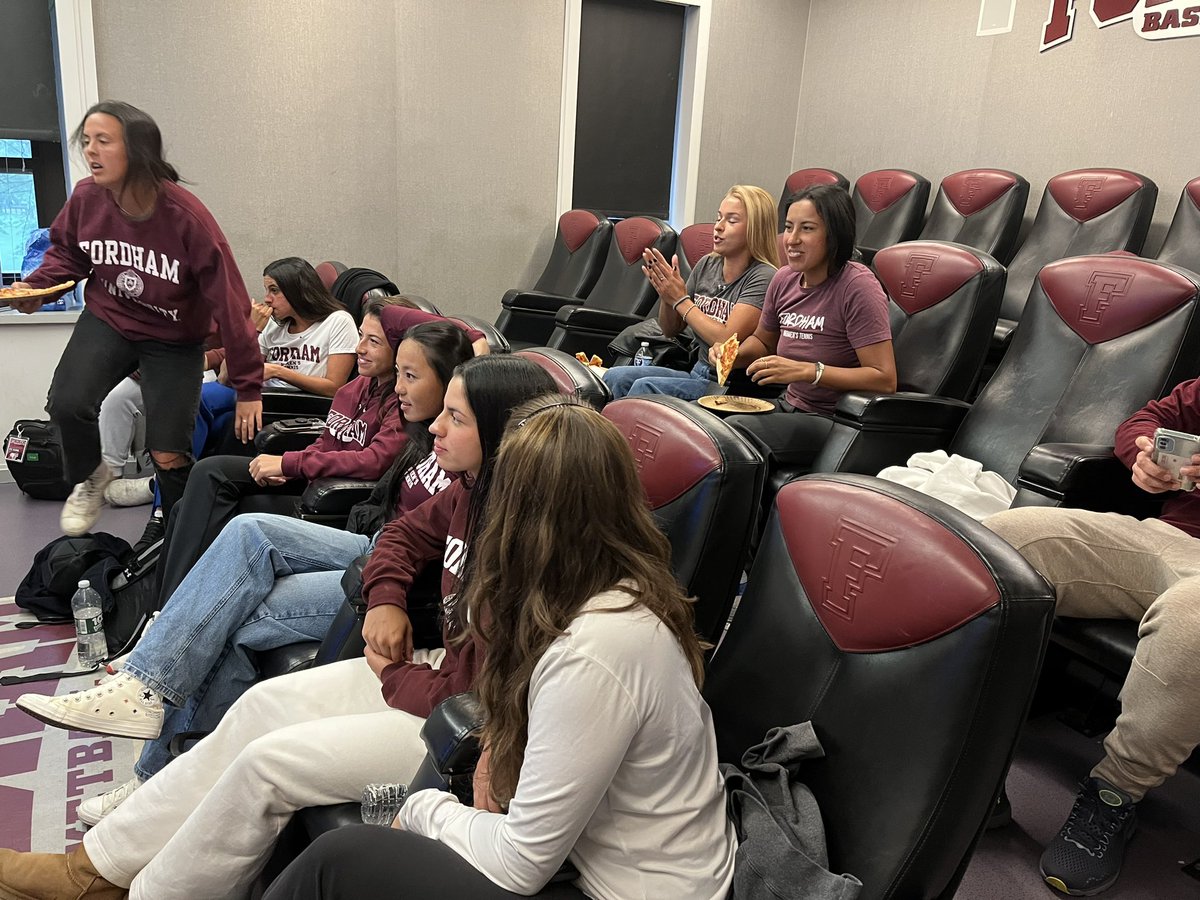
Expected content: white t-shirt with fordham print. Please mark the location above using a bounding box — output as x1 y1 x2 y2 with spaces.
258 309 358 389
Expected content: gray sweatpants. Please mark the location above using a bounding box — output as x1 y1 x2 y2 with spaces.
984 506 1200 800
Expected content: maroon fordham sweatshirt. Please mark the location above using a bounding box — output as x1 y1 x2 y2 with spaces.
280 375 406 481
362 480 480 717
25 178 262 401
1114 377 1200 538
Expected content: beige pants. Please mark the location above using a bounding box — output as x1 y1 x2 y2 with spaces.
985 507 1200 800
85 653 443 900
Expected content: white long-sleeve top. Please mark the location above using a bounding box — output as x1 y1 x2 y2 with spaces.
398 590 737 899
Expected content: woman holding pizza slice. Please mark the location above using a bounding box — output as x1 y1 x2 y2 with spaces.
10 100 263 536
603 184 778 401
718 183 896 472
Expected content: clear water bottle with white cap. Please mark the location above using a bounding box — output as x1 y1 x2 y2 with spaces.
633 341 652 366
361 782 408 825
72 579 107 668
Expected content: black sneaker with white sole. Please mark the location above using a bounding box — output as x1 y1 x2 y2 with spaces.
1040 777 1137 896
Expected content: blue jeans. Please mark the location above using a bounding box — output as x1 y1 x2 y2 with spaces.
124 512 373 778
604 360 718 400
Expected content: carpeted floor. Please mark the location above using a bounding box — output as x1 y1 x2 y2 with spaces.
0 596 140 854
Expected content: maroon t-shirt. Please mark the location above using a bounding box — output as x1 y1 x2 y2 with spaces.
26 178 262 401
1115 377 1200 539
759 261 891 414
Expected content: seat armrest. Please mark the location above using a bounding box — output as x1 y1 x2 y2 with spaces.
340 554 370 610
553 306 645 331
1018 443 1123 495
501 290 586 314
261 389 333 423
420 692 485 776
254 417 325 453
299 478 378 515
1016 443 1160 515
834 391 971 431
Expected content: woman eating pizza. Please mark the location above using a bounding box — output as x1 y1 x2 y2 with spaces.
9 100 263 533
602 184 778 400
718 183 896 471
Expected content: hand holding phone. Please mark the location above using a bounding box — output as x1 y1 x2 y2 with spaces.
1151 427 1200 492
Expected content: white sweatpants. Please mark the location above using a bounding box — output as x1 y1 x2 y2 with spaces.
84 653 442 900
98 376 145 471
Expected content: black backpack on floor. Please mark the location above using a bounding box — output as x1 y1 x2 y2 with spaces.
5 419 73 500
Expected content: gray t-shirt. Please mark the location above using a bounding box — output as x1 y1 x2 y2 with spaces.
685 255 776 355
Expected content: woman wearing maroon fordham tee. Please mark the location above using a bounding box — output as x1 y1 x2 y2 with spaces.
719 184 897 472
11 100 263 535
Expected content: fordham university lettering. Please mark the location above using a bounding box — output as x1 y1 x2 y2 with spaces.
405 451 454 495
324 408 369 446
693 293 733 323
778 312 826 332
77 240 181 284
1041 0 1200 50
267 345 323 365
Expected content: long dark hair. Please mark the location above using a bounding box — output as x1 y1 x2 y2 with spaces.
72 101 180 193
464 395 705 806
263 257 345 324
784 183 857 277
456 356 557 533
382 322 475 515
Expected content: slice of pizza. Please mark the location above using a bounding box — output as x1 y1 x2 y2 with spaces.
715 334 739 386
575 352 590 364
590 354 603 367
0 280 76 302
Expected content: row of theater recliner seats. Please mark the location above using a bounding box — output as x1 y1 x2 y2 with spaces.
492 166 1200 370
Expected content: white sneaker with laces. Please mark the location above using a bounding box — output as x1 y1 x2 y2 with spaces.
78 776 143 828
104 476 154 507
61 463 118 536
16 672 164 739
107 611 160 673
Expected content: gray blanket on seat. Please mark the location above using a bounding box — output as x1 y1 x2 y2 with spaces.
721 722 862 900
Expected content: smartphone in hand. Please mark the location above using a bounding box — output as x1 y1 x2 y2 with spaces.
1152 427 1200 492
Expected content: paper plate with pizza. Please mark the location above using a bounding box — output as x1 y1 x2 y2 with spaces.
714 333 739 385
0 281 76 305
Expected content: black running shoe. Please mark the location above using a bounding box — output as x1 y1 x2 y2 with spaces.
1040 777 1137 896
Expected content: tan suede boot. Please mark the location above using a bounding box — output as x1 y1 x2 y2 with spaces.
0 844 125 900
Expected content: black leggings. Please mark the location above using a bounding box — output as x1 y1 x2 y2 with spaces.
156 454 302 604
724 401 836 470
264 826 587 900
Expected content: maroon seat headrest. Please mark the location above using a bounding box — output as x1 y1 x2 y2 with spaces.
1038 255 1199 344
873 241 986 315
856 169 922 213
315 262 340 291
679 223 714 269
614 217 667 265
940 169 1020 217
785 167 846 197
602 400 723 508
513 348 610 408
777 480 1000 652
1046 169 1145 223
560 209 603 254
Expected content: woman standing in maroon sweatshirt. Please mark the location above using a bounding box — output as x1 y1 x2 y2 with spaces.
12 101 263 534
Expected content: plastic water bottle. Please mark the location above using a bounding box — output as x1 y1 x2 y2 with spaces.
361 782 408 825
72 580 107 668
633 341 652 366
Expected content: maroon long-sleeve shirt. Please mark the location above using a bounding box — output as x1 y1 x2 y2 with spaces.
280 375 405 481
362 480 481 717
1114 377 1200 538
26 178 262 401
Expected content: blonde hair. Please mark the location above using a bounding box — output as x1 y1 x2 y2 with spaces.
725 184 781 268
461 395 704 807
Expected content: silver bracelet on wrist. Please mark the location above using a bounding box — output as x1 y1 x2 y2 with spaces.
812 361 825 385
